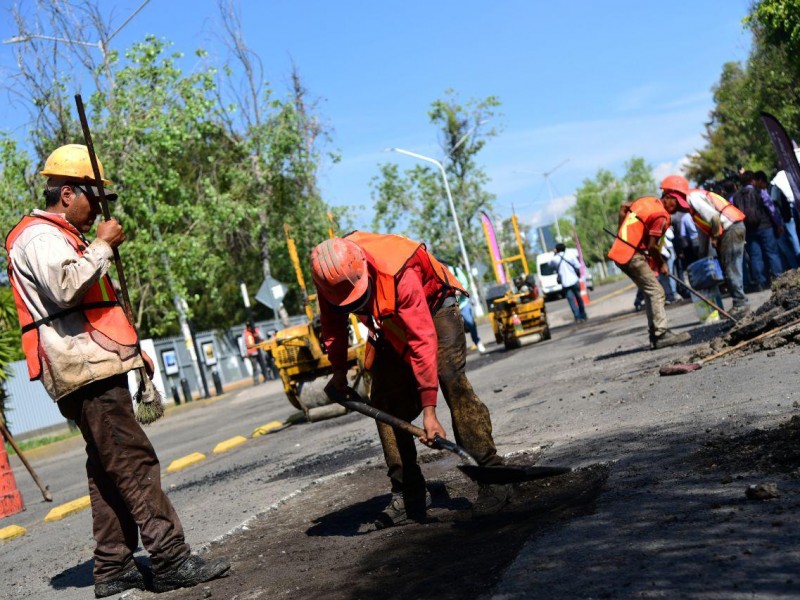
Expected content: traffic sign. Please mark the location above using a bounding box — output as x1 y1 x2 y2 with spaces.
255 276 288 311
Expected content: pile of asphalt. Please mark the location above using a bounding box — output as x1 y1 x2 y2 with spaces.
687 269 800 361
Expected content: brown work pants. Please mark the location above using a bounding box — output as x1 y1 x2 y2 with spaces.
617 253 668 339
58 375 190 583
370 303 501 496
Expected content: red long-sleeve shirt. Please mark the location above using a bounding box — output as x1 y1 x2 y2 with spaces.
318 248 450 408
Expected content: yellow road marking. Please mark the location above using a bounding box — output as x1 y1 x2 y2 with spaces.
590 282 636 304
213 436 248 454
167 452 206 472
44 495 91 522
252 421 285 437
0 525 26 541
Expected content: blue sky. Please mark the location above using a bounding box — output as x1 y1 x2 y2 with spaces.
1 1 753 231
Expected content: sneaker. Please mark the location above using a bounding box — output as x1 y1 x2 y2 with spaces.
468 344 478 352
650 330 691 350
152 554 231 593
374 490 432 530
472 483 513 517
477 342 487 353
94 565 146 598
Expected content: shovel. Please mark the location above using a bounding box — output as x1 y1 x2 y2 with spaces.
602 227 739 323
324 384 570 485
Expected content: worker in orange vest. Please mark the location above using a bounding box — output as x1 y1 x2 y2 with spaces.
243 323 267 384
5 145 230 596
660 174 749 315
608 194 691 349
311 232 510 528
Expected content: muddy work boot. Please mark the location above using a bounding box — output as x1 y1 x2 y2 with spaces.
152 554 231 593
94 565 146 598
472 483 513 518
650 329 691 350
374 490 432 530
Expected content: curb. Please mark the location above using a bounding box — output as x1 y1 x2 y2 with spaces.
252 421 286 437
45 495 91 522
0 524 26 541
167 452 206 472
213 436 248 454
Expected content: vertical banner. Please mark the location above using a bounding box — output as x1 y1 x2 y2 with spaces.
480 211 506 284
572 228 587 278
761 111 800 200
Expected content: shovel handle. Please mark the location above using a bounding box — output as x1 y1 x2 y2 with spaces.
0 421 53 502
602 227 738 323
324 385 478 465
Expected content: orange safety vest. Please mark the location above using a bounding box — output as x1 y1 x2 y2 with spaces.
345 231 466 358
5 214 139 380
243 328 259 356
689 188 745 238
607 196 670 265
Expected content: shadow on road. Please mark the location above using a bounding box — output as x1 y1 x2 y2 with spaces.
50 559 93 591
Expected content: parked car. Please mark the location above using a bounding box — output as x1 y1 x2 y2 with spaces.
536 249 593 300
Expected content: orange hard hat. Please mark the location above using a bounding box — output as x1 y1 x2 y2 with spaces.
310 238 369 308
660 174 689 196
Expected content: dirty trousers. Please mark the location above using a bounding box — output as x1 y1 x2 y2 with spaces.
58 375 190 582
617 253 667 338
369 303 502 496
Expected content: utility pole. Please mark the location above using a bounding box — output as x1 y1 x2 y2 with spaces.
387 147 484 317
240 282 270 382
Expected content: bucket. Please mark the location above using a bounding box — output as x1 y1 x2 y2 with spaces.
692 285 723 323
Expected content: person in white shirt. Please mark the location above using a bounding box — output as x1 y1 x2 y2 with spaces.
548 243 587 322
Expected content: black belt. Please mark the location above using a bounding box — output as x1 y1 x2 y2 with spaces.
21 301 120 333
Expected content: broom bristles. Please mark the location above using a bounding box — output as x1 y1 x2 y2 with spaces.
133 369 165 424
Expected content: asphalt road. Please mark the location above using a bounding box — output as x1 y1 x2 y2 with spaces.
3 279 798 599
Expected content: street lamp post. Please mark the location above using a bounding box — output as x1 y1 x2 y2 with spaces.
387 147 483 316
517 159 570 243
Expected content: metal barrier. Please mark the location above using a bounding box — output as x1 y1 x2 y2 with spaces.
3 317 307 437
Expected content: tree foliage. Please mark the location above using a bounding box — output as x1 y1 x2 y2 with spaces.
569 157 655 267
0 1 337 336
370 91 501 273
686 0 800 184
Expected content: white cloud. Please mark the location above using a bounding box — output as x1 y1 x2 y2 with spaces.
651 155 694 184
521 193 576 228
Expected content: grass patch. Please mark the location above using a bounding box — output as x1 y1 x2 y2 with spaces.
5 429 81 455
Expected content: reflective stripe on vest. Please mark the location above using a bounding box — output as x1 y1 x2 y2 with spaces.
607 197 669 265
244 330 258 356
5 214 139 380
689 189 745 237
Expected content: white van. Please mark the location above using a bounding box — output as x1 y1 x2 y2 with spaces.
536 249 593 300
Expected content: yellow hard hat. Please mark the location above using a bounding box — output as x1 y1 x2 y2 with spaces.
40 144 112 185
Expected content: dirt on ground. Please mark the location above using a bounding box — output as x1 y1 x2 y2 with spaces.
691 414 800 477
160 453 610 600
670 270 800 366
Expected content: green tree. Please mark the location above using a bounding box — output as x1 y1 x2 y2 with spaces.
0 287 24 425
0 136 38 248
687 1 800 184
371 91 501 281
3 1 338 336
569 157 655 276
746 0 800 62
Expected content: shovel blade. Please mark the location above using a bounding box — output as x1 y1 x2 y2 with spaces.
458 464 571 485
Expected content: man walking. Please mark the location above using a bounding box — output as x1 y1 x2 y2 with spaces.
5 145 230 597
608 193 690 349
548 243 587 322
311 232 510 528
